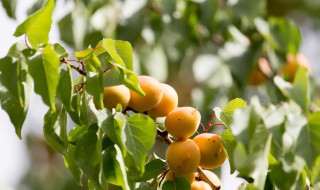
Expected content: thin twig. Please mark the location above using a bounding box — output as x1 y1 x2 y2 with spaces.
103 65 115 73
60 58 87 76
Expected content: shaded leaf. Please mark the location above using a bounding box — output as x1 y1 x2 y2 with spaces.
131 159 167 182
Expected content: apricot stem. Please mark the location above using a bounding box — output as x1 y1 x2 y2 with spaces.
200 122 206 132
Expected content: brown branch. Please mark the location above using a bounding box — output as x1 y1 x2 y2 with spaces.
103 65 115 73
60 58 87 76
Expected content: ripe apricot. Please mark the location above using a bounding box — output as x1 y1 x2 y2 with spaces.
193 133 227 169
165 107 201 140
166 139 200 176
165 170 195 184
201 170 221 188
147 83 178 118
280 52 310 82
248 58 272 86
103 85 130 110
128 75 163 112
191 181 211 190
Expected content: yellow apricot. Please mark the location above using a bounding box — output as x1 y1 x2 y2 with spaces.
128 75 163 112
280 52 310 82
201 170 221 188
147 83 178 118
165 170 195 184
191 181 211 190
248 58 271 86
193 133 227 169
166 139 200 176
165 107 201 140
103 85 130 110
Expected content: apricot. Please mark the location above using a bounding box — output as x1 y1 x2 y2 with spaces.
103 85 130 110
248 58 272 86
280 52 310 82
193 133 227 169
191 181 211 190
165 107 201 140
166 139 201 176
201 170 221 188
128 75 163 112
147 83 178 118
165 170 195 184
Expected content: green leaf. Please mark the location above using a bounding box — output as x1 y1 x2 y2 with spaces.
43 104 68 154
85 71 104 109
64 144 83 185
162 177 191 190
229 0 265 20
124 113 157 174
213 98 247 128
268 17 301 54
14 0 54 49
58 13 75 48
131 159 167 182
57 65 73 110
75 129 102 188
274 67 310 113
220 129 237 173
96 39 133 70
0 55 31 138
269 153 305 190
1 0 17 19
53 43 68 59
28 44 60 111
103 145 130 190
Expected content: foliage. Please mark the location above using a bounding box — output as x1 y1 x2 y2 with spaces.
1 0 320 190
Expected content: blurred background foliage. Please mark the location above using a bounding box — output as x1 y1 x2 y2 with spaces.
1 0 320 189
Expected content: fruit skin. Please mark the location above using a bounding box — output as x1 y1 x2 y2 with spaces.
248 57 272 86
103 85 130 110
193 133 227 169
147 83 178 118
201 170 221 188
165 170 195 184
166 139 201 176
128 75 163 112
165 107 201 140
191 181 211 190
280 52 310 82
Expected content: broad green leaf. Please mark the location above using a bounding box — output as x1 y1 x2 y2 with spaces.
104 67 144 96
103 145 130 190
268 17 301 54
75 48 94 60
229 0 265 21
28 44 60 112
58 13 75 48
43 104 68 154
85 71 104 109
0 56 31 138
124 113 156 174
131 159 167 182
274 67 310 113
269 153 305 190
96 38 133 70
162 177 191 190
53 43 68 59
68 125 89 143
213 98 247 128
75 129 102 188
220 129 237 173
64 144 83 185
1 0 17 19
57 65 73 110
14 0 54 49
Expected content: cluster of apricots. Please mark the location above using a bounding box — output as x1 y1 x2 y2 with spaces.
102 75 227 189
248 52 310 86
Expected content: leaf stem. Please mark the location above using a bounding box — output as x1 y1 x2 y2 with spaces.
103 65 115 73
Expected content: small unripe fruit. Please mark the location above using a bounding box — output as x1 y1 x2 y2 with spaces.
193 133 227 169
129 76 163 112
148 83 178 118
165 170 195 184
103 85 130 110
191 181 211 190
202 170 221 188
165 107 201 140
166 139 200 176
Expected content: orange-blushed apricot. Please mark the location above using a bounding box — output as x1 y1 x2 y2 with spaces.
165 107 201 140
128 75 163 112
280 52 310 82
191 181 211 190
166 139 200 176
103 85 130 110
193 133 227 169
148 83 178 118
